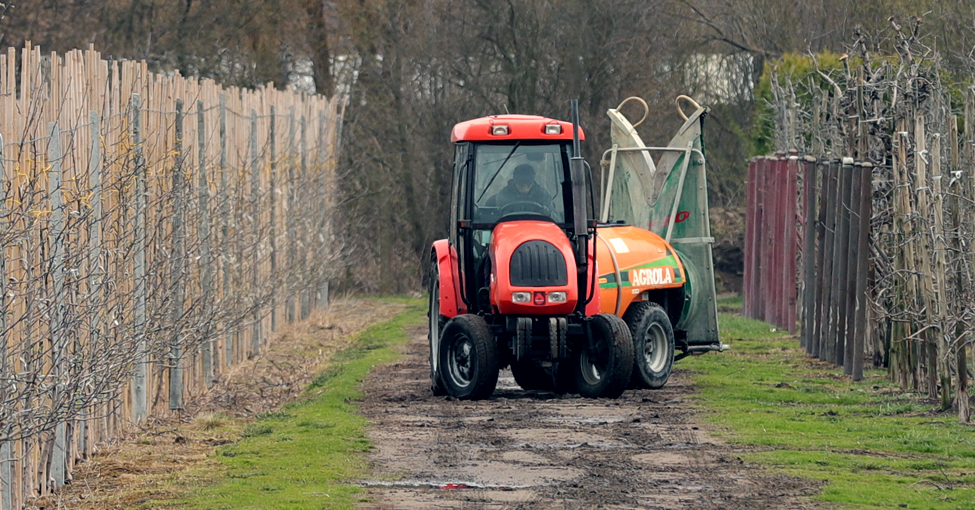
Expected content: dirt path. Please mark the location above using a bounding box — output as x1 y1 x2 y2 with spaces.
358 325 822 510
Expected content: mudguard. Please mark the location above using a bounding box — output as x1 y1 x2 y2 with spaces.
432 239 467 318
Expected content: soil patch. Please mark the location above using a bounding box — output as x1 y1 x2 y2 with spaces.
358 326 823 510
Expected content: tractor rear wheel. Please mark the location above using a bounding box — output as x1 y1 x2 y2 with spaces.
428 259 447 396
624 302 675 389
511 361 553 391
574 314 634 399
439 314 499 400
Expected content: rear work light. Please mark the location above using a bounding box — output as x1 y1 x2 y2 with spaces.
491 125 510 135
512 291 532 303
544 124 562 135
548 291 567 303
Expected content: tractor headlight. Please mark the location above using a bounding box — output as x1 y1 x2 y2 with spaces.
548 291 567 303
511 291 532 303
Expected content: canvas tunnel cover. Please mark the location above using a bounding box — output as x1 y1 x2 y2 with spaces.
603 99 720 348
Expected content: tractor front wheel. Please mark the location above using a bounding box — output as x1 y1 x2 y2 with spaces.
624 302 675 389
574 314 634 399
439 314 499 400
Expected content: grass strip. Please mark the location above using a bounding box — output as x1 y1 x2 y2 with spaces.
176 297 425 510
683 307 975 509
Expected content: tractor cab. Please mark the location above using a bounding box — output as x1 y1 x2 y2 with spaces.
448 116 588 315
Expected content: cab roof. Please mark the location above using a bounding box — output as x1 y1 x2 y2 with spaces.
450 114 586 143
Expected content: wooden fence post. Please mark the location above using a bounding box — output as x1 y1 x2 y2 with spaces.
86 110 103 457
287 108 296 324
317 110 329 310
801 157 817 349
250 109 260 357
930 134 951 410
300 116 310 320
269 105 277 333
913 116 942 400
743 159 756 317
170 100 186 411
786 156 799 333
0 133 11 510
852 162 872 381
219 93 233 368
812 160 829 359
843 161 863 375
823 159 842 362
48 121 68 488
198 99 213 387
132 93 149 424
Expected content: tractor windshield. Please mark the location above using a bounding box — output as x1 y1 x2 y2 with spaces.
472 143 568 224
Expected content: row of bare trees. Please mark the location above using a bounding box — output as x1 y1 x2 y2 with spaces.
4 2 975 292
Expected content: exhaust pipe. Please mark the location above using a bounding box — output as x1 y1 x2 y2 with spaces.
569 100 590 312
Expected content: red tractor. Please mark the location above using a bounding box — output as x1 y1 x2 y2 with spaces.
428 98 722 400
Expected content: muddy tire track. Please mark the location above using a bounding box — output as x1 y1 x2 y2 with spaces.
358 325 821 509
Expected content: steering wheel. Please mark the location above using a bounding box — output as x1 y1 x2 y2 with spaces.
499 201 552 218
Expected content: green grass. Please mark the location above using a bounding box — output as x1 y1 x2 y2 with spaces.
683 312 975 510
176 298 425 510
716 293 744 310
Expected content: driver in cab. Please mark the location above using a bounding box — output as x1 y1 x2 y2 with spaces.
485 164 552 212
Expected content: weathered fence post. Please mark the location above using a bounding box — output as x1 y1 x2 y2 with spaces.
269 105 277 333
86 110 103 458
0 133 11 510
843 161 863 375
744 159 757 318
317 110 331 308
198 99 213 387
250 109 261 357
913 117 942 400
287 107 296 324
785 156 799 333
812 160 829 359
50 121 70 489
170 99 186 411
132 93 149 423
852 162 871 381
930 134 951 410
821 160 840 362
801 157 817 349
754 158 767 321
300 116 311 320
219 93 233 367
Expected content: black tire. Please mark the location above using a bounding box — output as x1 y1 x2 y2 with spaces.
573 314 634 399
428 259 447 396
439 314 499 400
511 361 553 391
624 302 675 389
